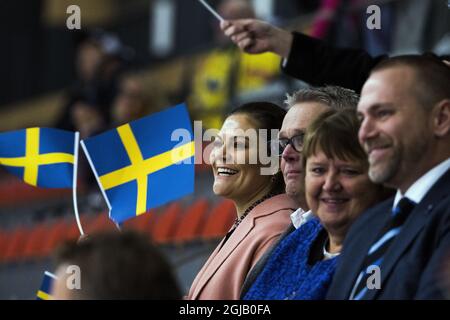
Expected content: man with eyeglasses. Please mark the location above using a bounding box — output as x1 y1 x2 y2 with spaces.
240 85 360 297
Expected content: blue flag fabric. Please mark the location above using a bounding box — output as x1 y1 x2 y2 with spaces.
81 103 195 223
0 128 77 188
36 271 57 300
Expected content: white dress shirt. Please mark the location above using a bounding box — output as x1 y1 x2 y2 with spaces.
394 157 450 208
290 208 314 229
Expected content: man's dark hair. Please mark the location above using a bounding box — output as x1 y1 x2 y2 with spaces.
371 54 450 109
53 231 181 299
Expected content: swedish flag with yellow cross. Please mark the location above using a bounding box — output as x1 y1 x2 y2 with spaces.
80 103 195 223
0 127 78 188
36 271 57 300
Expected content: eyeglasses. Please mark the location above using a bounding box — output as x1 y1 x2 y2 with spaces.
270 134 305 156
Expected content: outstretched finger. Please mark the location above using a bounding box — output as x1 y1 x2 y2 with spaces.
223 21 248 36
220 20 231 30
233 31 252 44
239 38 255 52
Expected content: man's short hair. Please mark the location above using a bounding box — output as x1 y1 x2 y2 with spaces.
371 54 450 109
284 85 360 110
53 231 181 300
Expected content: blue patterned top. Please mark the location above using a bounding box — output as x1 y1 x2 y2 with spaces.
243 218 338 300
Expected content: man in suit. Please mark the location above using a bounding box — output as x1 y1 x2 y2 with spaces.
240 86 360 297
327 55 450 299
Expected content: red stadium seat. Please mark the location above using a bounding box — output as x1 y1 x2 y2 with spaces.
21 223 52 260
124 209 158 236
152 202 183 244
0 178 71 206
40 219 71 257
85 212 118 234
0 230 9 261
201 199 236 240
66 215 94 241
2 227 29 262
173 199 209 243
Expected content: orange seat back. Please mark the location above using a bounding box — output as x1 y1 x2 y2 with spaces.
152 203 183 243
2 227 29 262
201 200 236 240
173 199 209 243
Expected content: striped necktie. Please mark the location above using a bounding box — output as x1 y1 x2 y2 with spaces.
349 197 416 300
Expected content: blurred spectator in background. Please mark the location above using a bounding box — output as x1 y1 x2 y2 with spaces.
221 0 450 94
304 0 449 56
70 94 106 140
64 92 107 192
52 231 181 300
56 30 133 132
111 75 150 126
186 0 281 129
221 17 384 93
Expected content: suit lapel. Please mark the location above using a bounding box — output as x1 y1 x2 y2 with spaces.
366 169 450 299
337 201 393 298
364 202 429 299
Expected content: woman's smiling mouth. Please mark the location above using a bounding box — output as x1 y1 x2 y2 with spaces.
217 167 239 176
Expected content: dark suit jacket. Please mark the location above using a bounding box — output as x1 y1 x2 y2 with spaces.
327 168 450 300
281 32 387 93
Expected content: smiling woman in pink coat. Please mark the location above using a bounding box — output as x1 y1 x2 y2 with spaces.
187 102 297 300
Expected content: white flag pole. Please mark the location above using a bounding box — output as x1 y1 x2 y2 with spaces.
72 132 85 236
79 140 120 231
197 0 224 22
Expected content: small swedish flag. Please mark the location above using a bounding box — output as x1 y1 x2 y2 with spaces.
0 127 78 188
81 103 195 223
36 271 57 300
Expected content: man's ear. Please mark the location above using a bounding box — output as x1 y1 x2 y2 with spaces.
432 99 450 137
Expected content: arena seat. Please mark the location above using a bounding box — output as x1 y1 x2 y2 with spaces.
40 219 71 257
2 227 29 262
0 231 9 262
21 223 51 260
85 212 118 234
173 199 209 243
151 202 183 244
65 215 95 241
0 178 71 206
124 209 158 236
201 199 236 240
